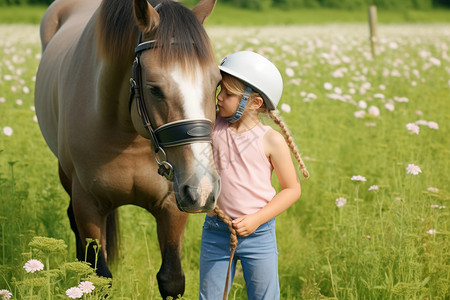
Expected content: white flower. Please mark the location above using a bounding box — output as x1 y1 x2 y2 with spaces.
0 289 12 300
406 123 420 134
368 105 380 117
426 229 437 235
0 97 5 103
406 164 422 175
2 127 13 137
78 281 95 294
23 259 44 273
335 197 347 207
280 103 291 113
427 121 439 129
354 110 365 118
427 187 439 193
368 185 379 191
324 82 333 90
66 287 84 299
373 93 385 99
15 99 23 106
358 100 367 109
285 67 295 77
351 175 367 182
384 102 395 111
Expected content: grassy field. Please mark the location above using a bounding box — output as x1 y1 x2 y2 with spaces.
0 10 449 300
1 4 450 25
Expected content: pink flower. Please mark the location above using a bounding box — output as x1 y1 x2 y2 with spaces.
324 82 333 90
335 197 347 207
285 67 295 77
368 105 380 117
406 164 422 175
427 121 439 129
351 175 367 182
66 287 83 299
0 289 12 300
78 281 95 294
406 123 420 134
2 127 13 137
368 185 379 191
280 103 291 113
23 259 44 273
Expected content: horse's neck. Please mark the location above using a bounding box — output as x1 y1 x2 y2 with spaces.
94 59 134 130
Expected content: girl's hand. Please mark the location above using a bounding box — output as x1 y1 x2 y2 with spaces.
232 214 261 237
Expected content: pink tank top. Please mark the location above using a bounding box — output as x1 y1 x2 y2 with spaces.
212 116 276 219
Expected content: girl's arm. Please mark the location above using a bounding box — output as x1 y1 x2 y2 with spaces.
232 129 301 236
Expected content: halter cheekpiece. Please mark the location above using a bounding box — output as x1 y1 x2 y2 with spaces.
129 33 213 181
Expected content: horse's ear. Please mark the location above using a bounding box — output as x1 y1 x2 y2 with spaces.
192 0 217 24
133 0 160 33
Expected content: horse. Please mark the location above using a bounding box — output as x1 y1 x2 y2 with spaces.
34 0 221 297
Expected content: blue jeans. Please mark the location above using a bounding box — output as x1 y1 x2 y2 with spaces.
199 215 280 300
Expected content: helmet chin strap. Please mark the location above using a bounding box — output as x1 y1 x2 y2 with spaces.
225 87 252 123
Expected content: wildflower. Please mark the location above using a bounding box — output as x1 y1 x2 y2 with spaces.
280 103 291 113
15 99 23 106
384 102 395 111
335 197 347 207
427 121 439 130
23 259 44 273
430 204 439 209
0 290 12 300
324 82 333 90
406 164 422 175
2 127 13 137
358 100 367 109
285 67 295 77
351 175 367 182
406 123 420 134
427 187 439 193
354 110 365 118
373 93 384 99
23 86 30 94
415 110 423 116
426 229 437 235
368 185 379 191
0 97 5 103
78 281 95 294
415 120 428 126
66 287 83 299
368 105 380 117
429 57 441 66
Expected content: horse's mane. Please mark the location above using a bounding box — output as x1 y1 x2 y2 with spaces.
97 0 215 69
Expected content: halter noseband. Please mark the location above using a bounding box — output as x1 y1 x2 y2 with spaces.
129 34 213 181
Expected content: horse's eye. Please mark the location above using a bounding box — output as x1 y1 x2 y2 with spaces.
149 86 164 99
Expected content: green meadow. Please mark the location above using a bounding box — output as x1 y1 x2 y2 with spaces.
0 8 449 300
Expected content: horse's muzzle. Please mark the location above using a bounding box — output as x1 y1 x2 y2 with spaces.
174 176 220 213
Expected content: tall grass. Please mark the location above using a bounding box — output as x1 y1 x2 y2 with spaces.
1 23 449 299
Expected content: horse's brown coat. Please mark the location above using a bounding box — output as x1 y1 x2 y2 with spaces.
35 0 220 297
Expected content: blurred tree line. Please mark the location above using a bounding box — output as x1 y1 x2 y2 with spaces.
1 0 449 9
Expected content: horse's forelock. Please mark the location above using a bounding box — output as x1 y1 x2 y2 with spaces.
153 1 215 71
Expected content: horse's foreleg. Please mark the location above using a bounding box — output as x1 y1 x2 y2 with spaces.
72 179 112 278
153 199 189 299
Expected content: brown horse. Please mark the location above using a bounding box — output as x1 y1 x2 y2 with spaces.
34 0 221 297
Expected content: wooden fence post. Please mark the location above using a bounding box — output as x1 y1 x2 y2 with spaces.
368 5 377 58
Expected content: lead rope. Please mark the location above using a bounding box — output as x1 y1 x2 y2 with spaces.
213 206 238 300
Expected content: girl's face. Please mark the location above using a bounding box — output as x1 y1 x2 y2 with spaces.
216 82 241 118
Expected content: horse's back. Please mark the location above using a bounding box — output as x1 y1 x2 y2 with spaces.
35 0 101 156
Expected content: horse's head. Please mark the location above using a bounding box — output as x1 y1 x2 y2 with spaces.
130 0 221 213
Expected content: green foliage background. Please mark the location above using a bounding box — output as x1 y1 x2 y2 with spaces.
1 0 450 9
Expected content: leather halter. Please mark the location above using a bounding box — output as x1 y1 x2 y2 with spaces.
129 34 213 181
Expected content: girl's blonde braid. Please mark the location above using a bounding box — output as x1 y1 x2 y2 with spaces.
268 110 310 179
213 206 238 300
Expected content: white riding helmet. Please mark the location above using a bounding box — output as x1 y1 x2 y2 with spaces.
219 51 283 111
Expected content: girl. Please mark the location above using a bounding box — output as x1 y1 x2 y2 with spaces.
199 51 309 300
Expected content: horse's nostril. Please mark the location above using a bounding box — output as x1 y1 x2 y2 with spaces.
183 185 196 203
